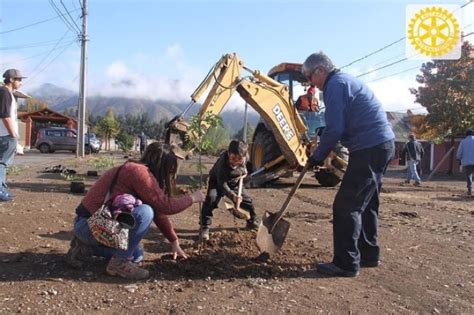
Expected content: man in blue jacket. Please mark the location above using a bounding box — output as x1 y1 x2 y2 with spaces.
456 129 474 196
302 52 395 277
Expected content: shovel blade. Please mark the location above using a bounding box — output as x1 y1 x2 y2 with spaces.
256 211 291 255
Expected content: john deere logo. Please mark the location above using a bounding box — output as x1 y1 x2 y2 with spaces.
407 5 461 59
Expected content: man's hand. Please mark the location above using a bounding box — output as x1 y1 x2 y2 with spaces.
308 155 324 168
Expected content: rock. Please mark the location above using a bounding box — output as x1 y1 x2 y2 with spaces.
124 285 138 293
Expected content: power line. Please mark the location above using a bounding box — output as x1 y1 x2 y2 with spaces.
366 66 421 83
340 37 405 70
49 0 81 35
0 36 76 50
0 8 80 35
26 40 77 84
0 42 76 66
341 1 472 70
356 57 408 78
28 30 74 78
364 31 473 83
60 0 82 33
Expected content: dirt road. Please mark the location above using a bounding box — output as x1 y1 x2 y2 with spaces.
1 152 473 313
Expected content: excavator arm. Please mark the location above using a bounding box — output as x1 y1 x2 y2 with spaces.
166 52 347 186
167 53 308 167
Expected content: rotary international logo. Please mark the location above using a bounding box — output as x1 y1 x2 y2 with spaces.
406 5 461 60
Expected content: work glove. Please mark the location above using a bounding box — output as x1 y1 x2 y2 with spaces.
308 155 324 168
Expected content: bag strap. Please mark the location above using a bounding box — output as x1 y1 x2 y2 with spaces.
103 163 126 204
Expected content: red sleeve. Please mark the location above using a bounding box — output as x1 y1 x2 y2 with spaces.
153 214 178 242
129 164 193 215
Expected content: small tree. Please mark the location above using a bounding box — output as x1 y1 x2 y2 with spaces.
115 129 135 152
96 109 120 150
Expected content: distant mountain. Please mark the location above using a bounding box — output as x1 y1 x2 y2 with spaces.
29 83 76 106
27 83 260 133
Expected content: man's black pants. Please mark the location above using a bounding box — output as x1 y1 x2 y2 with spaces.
332 140 394 272
200 180 256 227
464 165 474 193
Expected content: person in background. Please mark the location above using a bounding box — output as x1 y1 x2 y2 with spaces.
138 131 148 155
295 85 319 112
303 51 395 277
456 128 474 196
0 69 26 202
67 143 205 280
401 134 424 186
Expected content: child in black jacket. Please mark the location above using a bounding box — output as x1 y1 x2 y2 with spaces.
199 140 258 240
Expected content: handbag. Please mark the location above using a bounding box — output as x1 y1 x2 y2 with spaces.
87 164 131 251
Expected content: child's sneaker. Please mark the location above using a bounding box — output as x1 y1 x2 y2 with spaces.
246 220 259 231
106 256 149 280
199 227 210 241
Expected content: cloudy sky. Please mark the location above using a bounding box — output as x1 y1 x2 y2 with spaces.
1 0 472 114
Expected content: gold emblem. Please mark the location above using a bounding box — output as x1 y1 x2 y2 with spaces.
408 6 460 57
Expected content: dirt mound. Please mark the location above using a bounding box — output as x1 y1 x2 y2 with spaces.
151 230 313 280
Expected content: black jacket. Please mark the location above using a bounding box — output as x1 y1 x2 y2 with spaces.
208 151 247 200
402 140 424 161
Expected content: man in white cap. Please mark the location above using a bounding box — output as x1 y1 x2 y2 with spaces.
0 69 25 201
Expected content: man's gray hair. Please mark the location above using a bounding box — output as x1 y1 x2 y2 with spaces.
302 52 336 75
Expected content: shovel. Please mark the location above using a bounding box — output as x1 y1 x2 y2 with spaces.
219 175 250 220
256 163 309 255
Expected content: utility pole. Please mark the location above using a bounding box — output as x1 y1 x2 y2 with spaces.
243 103 248 142
77 0 88 157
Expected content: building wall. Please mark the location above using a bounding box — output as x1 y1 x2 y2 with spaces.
431 139 462 174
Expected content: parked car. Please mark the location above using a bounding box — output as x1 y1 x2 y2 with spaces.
35 127 100 154
85 132 102 151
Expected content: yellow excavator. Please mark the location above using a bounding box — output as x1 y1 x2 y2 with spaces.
165 53 347 187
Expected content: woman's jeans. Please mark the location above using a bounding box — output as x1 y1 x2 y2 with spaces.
73 204 154 261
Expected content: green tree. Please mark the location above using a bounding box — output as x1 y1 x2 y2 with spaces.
204 124 232 155
96 109 120 150
115 129 135 152
410 41 474 173
185 113 223 153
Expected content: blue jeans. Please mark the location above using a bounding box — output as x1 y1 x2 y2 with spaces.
406 159 421 182
0 135 17 190
332 140 395 272
73 204 154 260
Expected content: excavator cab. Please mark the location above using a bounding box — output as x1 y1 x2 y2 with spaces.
267 63 326 138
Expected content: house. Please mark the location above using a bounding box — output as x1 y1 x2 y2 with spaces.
385 111 464 175
18 108 77 149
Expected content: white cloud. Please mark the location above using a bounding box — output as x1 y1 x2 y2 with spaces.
106 61 128 79
368 76 426 114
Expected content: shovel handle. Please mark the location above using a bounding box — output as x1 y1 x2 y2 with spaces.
270 163 310 231
235 175 244 209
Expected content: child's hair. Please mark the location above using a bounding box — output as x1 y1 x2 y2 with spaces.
228 140 248 156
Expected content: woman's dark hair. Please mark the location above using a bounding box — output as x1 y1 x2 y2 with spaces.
138 142 178 196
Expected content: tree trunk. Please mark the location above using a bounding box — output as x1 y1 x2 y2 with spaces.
447 135 455 175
